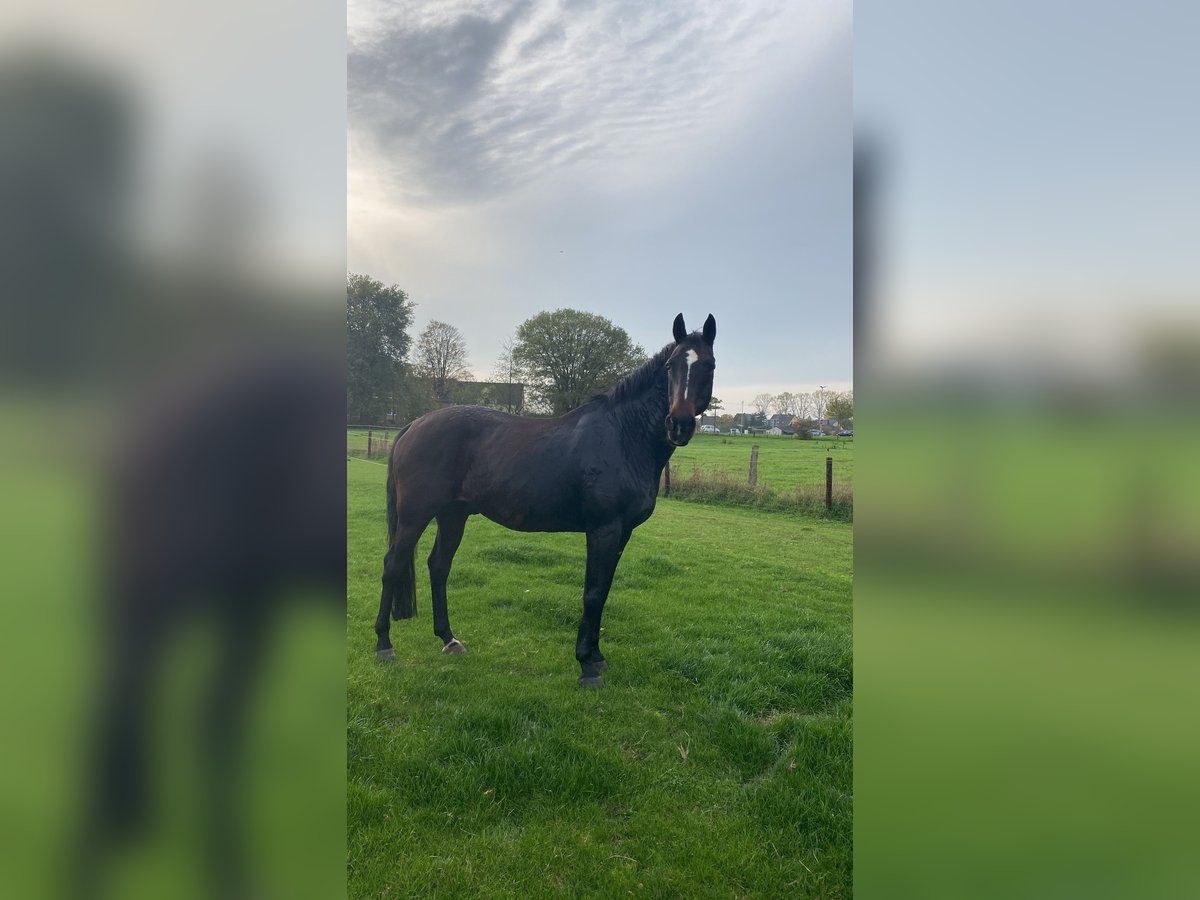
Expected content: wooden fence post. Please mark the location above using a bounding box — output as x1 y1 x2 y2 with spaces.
367 427 373 457
825 456 833 512
749 445 759 486
664 465 671 497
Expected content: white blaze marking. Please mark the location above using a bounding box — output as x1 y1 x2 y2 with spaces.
684 350 698 400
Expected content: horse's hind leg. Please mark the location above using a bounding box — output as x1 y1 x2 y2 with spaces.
429 503 469 654
375 521 425 659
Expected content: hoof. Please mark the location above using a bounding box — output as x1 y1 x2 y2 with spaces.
593 659 609 672
578 675 605 690
442 639 467 654
375 648 395 661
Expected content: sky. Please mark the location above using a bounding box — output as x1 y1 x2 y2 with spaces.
348 0 852 413
855 0 1200 376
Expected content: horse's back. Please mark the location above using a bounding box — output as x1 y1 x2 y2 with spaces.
391 405 591 530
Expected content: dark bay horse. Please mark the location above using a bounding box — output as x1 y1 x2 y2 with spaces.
375 312 716 687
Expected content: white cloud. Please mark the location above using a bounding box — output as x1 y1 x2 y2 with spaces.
348 0 844 204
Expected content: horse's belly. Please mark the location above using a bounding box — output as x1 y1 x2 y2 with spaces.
476 504 582 533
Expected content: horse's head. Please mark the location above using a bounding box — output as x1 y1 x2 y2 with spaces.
665 312 716 446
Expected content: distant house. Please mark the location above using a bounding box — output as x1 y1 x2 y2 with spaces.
767 413 792 429
765 426 795 436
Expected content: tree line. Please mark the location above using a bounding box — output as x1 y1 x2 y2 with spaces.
755 389 852 424
709 389 853 437
347 274 646 424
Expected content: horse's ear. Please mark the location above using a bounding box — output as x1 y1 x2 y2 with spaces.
672 313 687 344
702 314 716 345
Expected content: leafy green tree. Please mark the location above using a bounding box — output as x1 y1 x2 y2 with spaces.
346 273 415 423
826 391 853 424
791 416 817 440
512 309 646 415
707 396 724 419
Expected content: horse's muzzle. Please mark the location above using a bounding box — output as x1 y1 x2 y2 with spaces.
666 415 695 446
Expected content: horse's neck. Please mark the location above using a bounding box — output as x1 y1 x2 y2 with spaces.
613 370 674 468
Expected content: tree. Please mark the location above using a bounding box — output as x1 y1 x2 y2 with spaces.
777 392 816 421
795 392 814 420
826 391 853 424
512 309 646 415
702 395 724 425
791 416 817 440
346 273 415 423
772 391 811 422
752 393 774 422
489 336 526 414
415 320 472 403
811 387 835 426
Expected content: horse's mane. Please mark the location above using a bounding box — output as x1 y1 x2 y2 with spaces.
604 342 675 406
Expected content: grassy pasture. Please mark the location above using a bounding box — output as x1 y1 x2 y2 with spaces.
347 458 853 898
347 427 397 455
668 433 853 492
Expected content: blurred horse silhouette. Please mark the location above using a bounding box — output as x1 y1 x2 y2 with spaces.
3 44 343 899
78 349 344 897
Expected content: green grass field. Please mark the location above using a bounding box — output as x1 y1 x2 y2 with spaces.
669 433 853 492
347 427 399 454
347 458 853 898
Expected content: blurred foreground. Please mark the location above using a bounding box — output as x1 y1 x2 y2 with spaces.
0 5 344 897
855 2 1200 896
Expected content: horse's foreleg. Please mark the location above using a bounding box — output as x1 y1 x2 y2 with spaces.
585 527 631 673
201 604 270 897
430 504 469 653
576 521 624 688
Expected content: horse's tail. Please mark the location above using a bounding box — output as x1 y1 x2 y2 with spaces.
386 424 417 620
385 426 407 546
